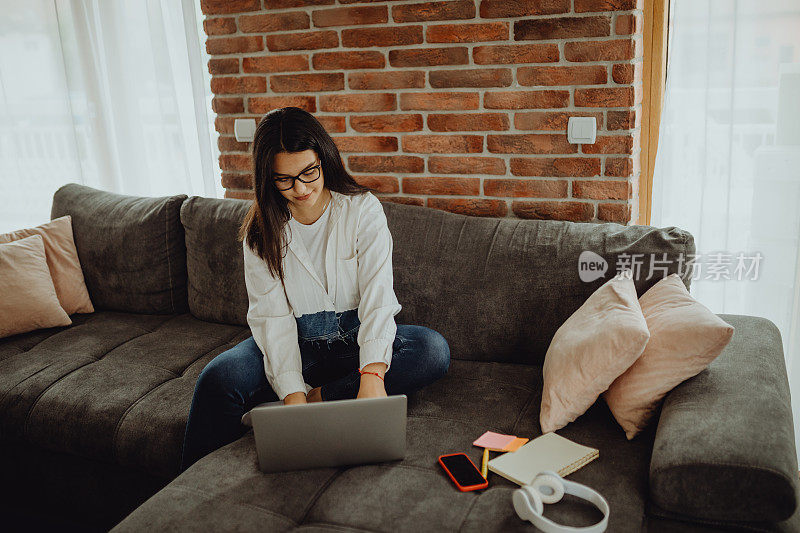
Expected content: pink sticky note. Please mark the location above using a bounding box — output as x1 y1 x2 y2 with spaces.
473 431 516 450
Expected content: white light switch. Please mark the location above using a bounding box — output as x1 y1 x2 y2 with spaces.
567 117 597 144
234 119 257 142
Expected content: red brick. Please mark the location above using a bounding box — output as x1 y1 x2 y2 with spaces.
332 136 398 152
402 135 483 153
564 39 640 61
249 96 316 113
514 16 610 40
428 113 509 131
510 157 601 177
317 115 347 133
428 198 508 217
208 58 239 75
350 114 423 133
428 156 506 175
484 90 569 109
389 47 468 67
607 110 639 130
518 66 606 86
265 0 334 7
484 179 568 198
312 6 387 27
239 12 309 33
203 17 237 35
612 62 642 84
514 111 604 131
393 1 476 22
380 195 426 206
266 31 339 52
512 200 594 221
572 179 630 200
605 155 639 177
348 155 425 173
270 72 343 93
575 86 640 107
615 13 640 35
243 55 309 73
403 177 480 195
218 137 250 152
224 190 255 200
575 0 640 13
487 134 576 154
201 0 259 15
349 71 425 90
480 0 570 18
352 175 400 193
430 69 512 88
581 134 635 154
473 44 559 64
210 76 266 95
219 154 253 172
597 202 631 223
206 36 263 55
221 172 254 189
427 22 508 43
342 26 423 48
319 93 396 112
400 92 479 110
212 97 244 114
313 51 385 70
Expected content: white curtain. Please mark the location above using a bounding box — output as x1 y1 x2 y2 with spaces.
651 0 800 457
0 0 222 234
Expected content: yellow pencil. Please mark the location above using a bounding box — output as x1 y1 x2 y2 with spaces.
481 447 489 479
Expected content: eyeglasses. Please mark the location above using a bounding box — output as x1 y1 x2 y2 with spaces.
272 162 322 191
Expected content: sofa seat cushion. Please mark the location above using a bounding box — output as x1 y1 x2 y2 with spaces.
0 311 250 478
111 359 658 533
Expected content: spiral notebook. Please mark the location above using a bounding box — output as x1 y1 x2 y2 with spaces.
487 432 599 486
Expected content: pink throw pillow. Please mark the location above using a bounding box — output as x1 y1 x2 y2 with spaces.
0 234 72 338
540 270 650 434
0 215 94 315
603 274 734 440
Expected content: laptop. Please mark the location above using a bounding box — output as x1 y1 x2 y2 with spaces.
241 395 407 473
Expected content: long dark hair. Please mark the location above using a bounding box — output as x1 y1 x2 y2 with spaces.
238 106 373 285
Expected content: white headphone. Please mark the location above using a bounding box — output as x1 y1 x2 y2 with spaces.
512 470 609 533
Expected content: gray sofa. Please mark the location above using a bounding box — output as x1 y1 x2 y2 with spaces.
2 183 798 532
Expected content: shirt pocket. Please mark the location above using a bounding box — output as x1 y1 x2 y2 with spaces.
336 254 359 309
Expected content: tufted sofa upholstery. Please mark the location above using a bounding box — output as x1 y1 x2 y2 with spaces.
2 183 798 532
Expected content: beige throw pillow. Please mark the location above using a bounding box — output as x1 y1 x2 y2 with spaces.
540 270 651 434
603 273 734 439
0 234 72 338
0 215 94 315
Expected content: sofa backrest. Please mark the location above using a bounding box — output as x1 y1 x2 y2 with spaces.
179 193 694 367
51 183 188 314
382 201 694 366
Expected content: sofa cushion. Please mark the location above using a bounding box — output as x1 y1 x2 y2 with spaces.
50 183 188 314
649 314 799 524
111 358 658 532
179 196 250 325
0 311 250 478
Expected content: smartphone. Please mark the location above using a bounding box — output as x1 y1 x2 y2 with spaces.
438 453 488 491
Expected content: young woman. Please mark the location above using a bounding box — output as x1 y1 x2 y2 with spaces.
179 107 451 472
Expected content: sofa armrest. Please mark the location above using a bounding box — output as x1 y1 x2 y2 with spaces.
649 314 799 524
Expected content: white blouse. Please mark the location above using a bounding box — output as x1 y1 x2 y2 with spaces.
242 190 403 400
288 193 333 293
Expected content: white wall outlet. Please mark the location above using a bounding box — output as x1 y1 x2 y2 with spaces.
567 117 597 144
234 119 257 142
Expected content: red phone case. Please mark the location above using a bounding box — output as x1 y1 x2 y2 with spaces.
438 453 488 492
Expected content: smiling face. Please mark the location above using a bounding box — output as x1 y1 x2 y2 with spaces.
272 149 326 212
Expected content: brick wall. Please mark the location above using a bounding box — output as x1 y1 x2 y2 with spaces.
201 0 643 223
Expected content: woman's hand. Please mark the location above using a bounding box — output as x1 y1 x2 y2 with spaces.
283 391 307 405
357 363 388 399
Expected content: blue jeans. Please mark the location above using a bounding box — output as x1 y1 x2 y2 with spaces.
179 309 450 473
